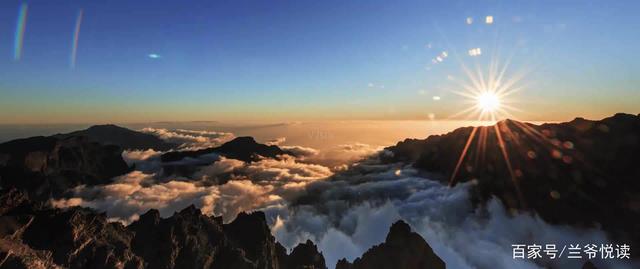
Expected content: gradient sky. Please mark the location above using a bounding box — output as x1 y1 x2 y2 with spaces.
0 0 638 124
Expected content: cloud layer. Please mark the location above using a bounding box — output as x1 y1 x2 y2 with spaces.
140 127 235 150
268 161 635 269
53 154 332 223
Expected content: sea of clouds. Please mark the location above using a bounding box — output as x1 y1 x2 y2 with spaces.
51 127 636 269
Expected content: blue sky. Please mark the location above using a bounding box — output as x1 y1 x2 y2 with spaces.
0 0 638 123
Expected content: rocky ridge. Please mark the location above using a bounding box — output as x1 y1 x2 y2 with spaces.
384 113 640 247
54 124 176 151
0 189 327 269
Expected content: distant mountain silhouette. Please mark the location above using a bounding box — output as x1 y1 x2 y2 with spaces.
161 136 293 163
54 124 176 151
384 113 640 246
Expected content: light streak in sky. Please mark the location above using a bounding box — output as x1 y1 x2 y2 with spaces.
70 9 84 69
14 4 29 61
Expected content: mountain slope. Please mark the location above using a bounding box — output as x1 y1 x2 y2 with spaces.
55 124 176 151
384 113 640 246
0 136 131 199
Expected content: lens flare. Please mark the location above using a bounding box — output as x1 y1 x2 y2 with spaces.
70 9 84 69
448 57 525 122
14 3 28 61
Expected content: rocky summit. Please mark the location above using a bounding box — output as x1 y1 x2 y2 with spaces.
335 220 445 269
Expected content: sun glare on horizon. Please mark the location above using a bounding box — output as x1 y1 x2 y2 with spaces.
446 55 531 210
446 57 527 122
476 91 501 113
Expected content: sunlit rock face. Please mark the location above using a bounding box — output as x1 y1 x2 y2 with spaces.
384 113 640 246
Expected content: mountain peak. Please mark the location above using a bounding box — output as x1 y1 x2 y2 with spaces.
386 220 412 242
336 219 445 269
55 124 175 151
161 136 292 163
225 136 258 145
87 124 125 130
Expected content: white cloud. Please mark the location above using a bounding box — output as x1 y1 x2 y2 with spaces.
51 154 333 224
281 145 319 158
267 163 636 269
140 127 235 150
266 137 287 146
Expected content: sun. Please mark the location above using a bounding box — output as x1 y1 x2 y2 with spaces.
445 58 526 122
476 92 500 112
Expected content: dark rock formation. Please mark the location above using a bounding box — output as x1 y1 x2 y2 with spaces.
129 206 229 269
0 189 143 269
384 113 640 247
0 136 131 199
223 212 282 269
21 208 144 269
0 190 334 269
282 240 326 269
161 136 293 163
55 124 176 151
335 220 444 269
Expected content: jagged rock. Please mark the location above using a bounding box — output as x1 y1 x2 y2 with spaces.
0 136 131 199
129 205 226 269
0 194 331 269
161 137 293 163
384 113 640 247
127 205 325 269
54 124 176 151
335 220 445 269
20 207 144 269
224 211 280 269
283 240 327 269
336 258 351 269
0 238 61 269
